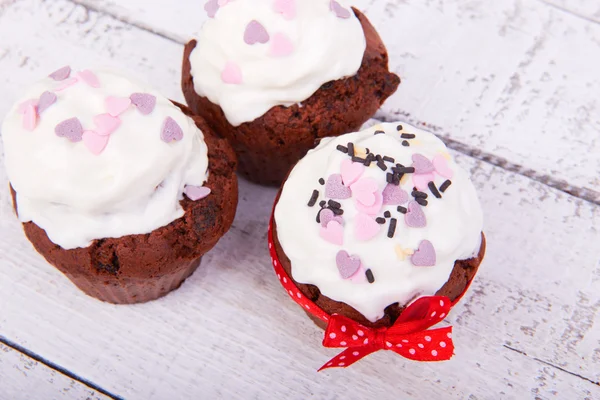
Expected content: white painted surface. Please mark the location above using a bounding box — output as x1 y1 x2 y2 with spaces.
0 343 108 400
0 0 598 399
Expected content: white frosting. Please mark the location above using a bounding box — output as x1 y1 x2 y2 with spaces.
2 69 209 250
190 0 366 126
275 123 484 323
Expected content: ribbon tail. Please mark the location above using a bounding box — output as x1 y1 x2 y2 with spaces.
318 346 379 372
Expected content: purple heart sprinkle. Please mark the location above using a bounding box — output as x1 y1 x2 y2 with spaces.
319 208 343 227
161 117 184 143
325 174 352 199
244 20 270 45
382 184 408 205
405 200 427 228
130 93 156 115
411 240 437 267
204 0 219 18
55 117 83 142
330 0 351 19
49 66 71 81
412 153 435 174
37 91 57 114
336 250 361 279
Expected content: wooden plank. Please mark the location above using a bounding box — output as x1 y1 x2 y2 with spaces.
0 342 110 400
0 0 598 399
70 0 600 198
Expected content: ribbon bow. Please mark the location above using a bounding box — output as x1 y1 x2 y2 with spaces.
319 296 454 370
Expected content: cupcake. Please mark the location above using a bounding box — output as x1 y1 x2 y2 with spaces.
182 0 400 186
2 67 238 304
269 122 485 369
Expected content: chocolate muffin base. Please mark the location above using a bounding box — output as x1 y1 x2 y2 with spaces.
273 219 486 329
182 8 400 187
11 103 238 304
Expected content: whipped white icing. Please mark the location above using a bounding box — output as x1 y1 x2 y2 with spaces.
190 0 366 126
275 122 484 323
2 68 209 250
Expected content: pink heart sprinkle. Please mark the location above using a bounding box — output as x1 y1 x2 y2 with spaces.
105 96 131 117
18 99 38 114
355 191 383 215
405 200 427 228
82 130 109 155
204 0 219 17
130 93 156 115
78 70 100 88
93 114 121 136
433 155 454 179
320 220 344 246
350 264 367 283
412 153 435 174
55 77 78 91
325 174 352 199
336 250 361 279
55 117 83 142
411 240 437 267
37 91 57 114
382 184 408 205
354 213 380 241
49 66 71 81
269 33 294 57
340 159 364 186
274 0 296 19
319 208 343 227
221 61 243 85
22 104 38 131
244 20 270 45
184 185 211 201
412 172 435 191
217 0 229 5
351 178 379 207
330 0 351 19
161 117 184 143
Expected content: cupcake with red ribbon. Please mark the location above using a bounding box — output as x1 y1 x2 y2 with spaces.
270 122 485 370
182 0 400 186
2 67 238 304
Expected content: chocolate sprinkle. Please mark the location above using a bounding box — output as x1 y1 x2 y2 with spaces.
376 217 386 224
386 173 394 184
396 125 403 131
397 206 407 214
416 198 428 206
319 200 326 207
347 142 355 157
374 130 385 135
377 160 388 171
318 178 325 185
336 145 348 154
352 156 366 164
387 218 397 238
401 133 416 139
307 190 319 207
384 211 391 218
428 181 442 198
394 166 415 174
440 180 452 193
366 269 375 284
328 200 341 209
383 156 395 163
332 208 344 216
402 140 410 147
412 190 428 199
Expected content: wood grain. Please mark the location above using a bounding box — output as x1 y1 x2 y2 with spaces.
0 343 110 400
0 0 598 399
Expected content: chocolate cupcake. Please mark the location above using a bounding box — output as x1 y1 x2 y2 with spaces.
182 0 400 186
270 122 485 369
2 67 238 304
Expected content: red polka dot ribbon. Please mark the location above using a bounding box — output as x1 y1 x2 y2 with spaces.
268 214 474 371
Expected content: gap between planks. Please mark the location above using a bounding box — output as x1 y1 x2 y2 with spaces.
67 0 600 206
537 0 600 25
0 335 123 400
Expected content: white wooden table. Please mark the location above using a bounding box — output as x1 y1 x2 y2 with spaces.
0 0 599 399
